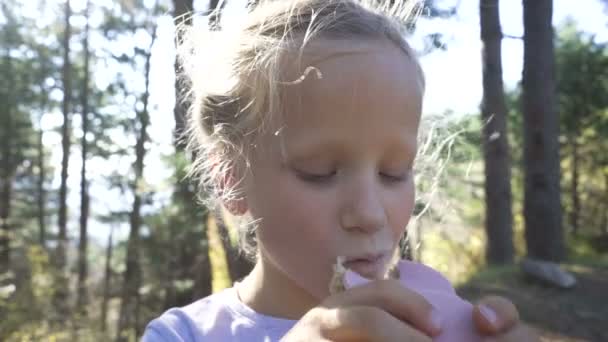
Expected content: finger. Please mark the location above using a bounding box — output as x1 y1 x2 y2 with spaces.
481 323 540 342
473 296 519 335
322 306 433 342
323 279 442 337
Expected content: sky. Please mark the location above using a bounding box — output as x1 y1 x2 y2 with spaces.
34 0 608 245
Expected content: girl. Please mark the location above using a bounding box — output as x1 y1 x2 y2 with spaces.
143 0 537 340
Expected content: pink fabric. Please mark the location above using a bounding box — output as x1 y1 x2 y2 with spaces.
344 260 482 342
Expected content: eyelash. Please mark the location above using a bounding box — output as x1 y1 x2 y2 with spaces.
295 170 411 184
296 170 337 183
380 172 410 183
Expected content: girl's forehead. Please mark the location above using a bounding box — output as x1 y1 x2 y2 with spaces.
290 38 385 65
282 37 405 82
279 38 423 120
252 39 422 155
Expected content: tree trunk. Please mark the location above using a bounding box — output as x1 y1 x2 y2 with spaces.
163 220 178 309
522 0 565 261
604 173 608 236
100 226 114 333
54 0 72 321
192 212 213 300
172 0 194 150
77 0 91 315
0 50 13 276
480 0 514 265
0 168 12 277
172 0 213 301
117 24 157 342
216 214 253 284
247 0 259 10
208 0 226 29
569 135 580 235
37 112 46 248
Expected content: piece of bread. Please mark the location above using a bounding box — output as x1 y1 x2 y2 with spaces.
329 256 347 294
329 252 401 294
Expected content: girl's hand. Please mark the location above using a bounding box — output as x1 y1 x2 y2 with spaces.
281 279 442 341
473 296 540 341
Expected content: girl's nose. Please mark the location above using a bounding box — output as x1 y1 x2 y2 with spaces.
339 177 387 234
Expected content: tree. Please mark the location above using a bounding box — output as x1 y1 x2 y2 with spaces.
0 2 57 335
0 0 43 282
35 111 49 250
172 0 194 150
554 22 608 237
216 215 253 283
205 0 254 287
77 0 92 315
117 7 159 339
385 0 459 53
522 0 564 261
0 4 18 278
170 0 213 304
53 0 73 322
100 225 115 333
31 40 55 249
479 0 513 264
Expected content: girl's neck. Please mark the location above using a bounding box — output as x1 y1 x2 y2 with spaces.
236 257 319 320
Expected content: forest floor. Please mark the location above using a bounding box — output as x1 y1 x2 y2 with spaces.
457 258 608 342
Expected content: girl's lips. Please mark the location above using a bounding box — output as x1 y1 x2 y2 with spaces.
342 253 389 279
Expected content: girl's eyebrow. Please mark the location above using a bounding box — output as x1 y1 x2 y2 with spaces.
281 140 343 162
282 136 417 163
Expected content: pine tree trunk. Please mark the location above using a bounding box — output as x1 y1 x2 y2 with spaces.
192 212 213 300
100 226 113 333
117 25 157 342
247 0 259 10
77 0 91 315
569 136 580 235
172 0 213 301
172 0 194 150
54 0 72 321
0 50 13 275
604 173 608 236
163 222 177 309
37 113 46 248
522 0 565 261
216 214 253 284
480 0 514 265
208 0 226 29
0 169 12 277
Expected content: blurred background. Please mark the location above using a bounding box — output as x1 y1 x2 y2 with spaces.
0 0 607 341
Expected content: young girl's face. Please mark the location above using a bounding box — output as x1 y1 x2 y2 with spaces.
243 38 423 299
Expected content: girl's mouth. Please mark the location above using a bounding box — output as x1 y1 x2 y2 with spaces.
342 252 389 279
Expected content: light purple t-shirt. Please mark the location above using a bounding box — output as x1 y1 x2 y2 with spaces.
142 285 297 341
142 261 473 341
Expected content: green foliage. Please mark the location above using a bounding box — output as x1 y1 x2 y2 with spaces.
557 21 608 132
489 22 608 240
1 0 607 340
554 22 608 236
1 245 53 338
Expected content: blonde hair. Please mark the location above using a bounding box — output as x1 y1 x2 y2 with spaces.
176 0 425 259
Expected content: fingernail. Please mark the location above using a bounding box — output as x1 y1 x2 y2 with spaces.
429 308 443 331
479 304 498 326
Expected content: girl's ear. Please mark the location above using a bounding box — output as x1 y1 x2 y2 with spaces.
225 196 248 216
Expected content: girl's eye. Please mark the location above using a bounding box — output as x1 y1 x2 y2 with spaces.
380 170 411 183
295 170 337 183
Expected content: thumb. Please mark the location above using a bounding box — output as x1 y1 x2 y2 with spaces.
473 296 519 335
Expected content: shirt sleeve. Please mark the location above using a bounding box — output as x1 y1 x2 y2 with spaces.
141 310 195 342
